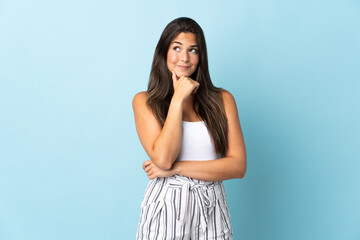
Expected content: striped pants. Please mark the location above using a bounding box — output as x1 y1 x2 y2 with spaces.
136 174 233 239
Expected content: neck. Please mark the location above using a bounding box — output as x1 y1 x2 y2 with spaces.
183 94 194 110
182 94 199 120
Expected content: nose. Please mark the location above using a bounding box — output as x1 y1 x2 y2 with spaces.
180 50 190 63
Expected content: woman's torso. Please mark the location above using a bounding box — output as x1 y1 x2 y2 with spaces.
176 120 220 161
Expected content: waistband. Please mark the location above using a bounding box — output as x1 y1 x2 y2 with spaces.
152 175 224 233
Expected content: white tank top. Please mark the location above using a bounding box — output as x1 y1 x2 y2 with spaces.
176 120 221 161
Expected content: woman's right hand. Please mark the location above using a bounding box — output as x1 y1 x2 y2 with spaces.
172 71 200 101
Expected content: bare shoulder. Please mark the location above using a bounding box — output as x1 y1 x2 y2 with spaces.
132 91 149 108
219 89 237 108
132 90 160 127
132 90 157 123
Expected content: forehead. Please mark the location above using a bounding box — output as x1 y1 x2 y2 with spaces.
171 32 198 45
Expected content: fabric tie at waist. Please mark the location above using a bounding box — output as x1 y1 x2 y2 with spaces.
167 176 217 233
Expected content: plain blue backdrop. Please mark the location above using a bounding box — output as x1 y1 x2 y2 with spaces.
0 0 359 239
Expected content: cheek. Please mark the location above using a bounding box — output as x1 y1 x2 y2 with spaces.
192 56 200 67
167 52 178 64
167 52 178 71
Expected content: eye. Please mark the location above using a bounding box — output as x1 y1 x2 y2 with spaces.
173 46 180 51
189 48 198 53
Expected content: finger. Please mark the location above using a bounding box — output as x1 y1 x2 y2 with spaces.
143 160 151 169
172 71 178 86
143 160 149 169
151 173 159 180
148 172 155 179
144 165 152 172
147 170 153 176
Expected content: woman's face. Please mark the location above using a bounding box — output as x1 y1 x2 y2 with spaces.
167 32 199 78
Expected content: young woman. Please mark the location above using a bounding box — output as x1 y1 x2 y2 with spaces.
133 17 246 240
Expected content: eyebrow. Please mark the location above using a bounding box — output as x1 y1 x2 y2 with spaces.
172 41 199 48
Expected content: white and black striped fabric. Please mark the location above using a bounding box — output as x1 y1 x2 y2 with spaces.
136 174 233 239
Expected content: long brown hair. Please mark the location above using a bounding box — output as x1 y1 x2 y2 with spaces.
146 17 229 157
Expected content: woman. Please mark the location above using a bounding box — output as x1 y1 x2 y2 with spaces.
133 17 246 240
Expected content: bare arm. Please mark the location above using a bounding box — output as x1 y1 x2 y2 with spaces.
143 90 247 181
133 92 183 170
132 72 199 170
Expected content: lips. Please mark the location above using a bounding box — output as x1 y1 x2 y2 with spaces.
177 65 190 69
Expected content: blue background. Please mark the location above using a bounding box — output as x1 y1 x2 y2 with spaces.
1 0 359 239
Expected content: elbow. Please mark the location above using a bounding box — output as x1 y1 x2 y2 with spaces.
238 168 246 179
234 168 246 179
234 157 247 179
158 162 172 171
151 155 174 170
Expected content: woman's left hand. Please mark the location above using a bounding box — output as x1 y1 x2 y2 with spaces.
143 160 175 180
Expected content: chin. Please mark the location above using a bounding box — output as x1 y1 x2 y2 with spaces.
176 71 195 78
178 74 191 77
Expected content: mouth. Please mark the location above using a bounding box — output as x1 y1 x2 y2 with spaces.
177 65 190 70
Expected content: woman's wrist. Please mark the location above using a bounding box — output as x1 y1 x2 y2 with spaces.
171 93 184 106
